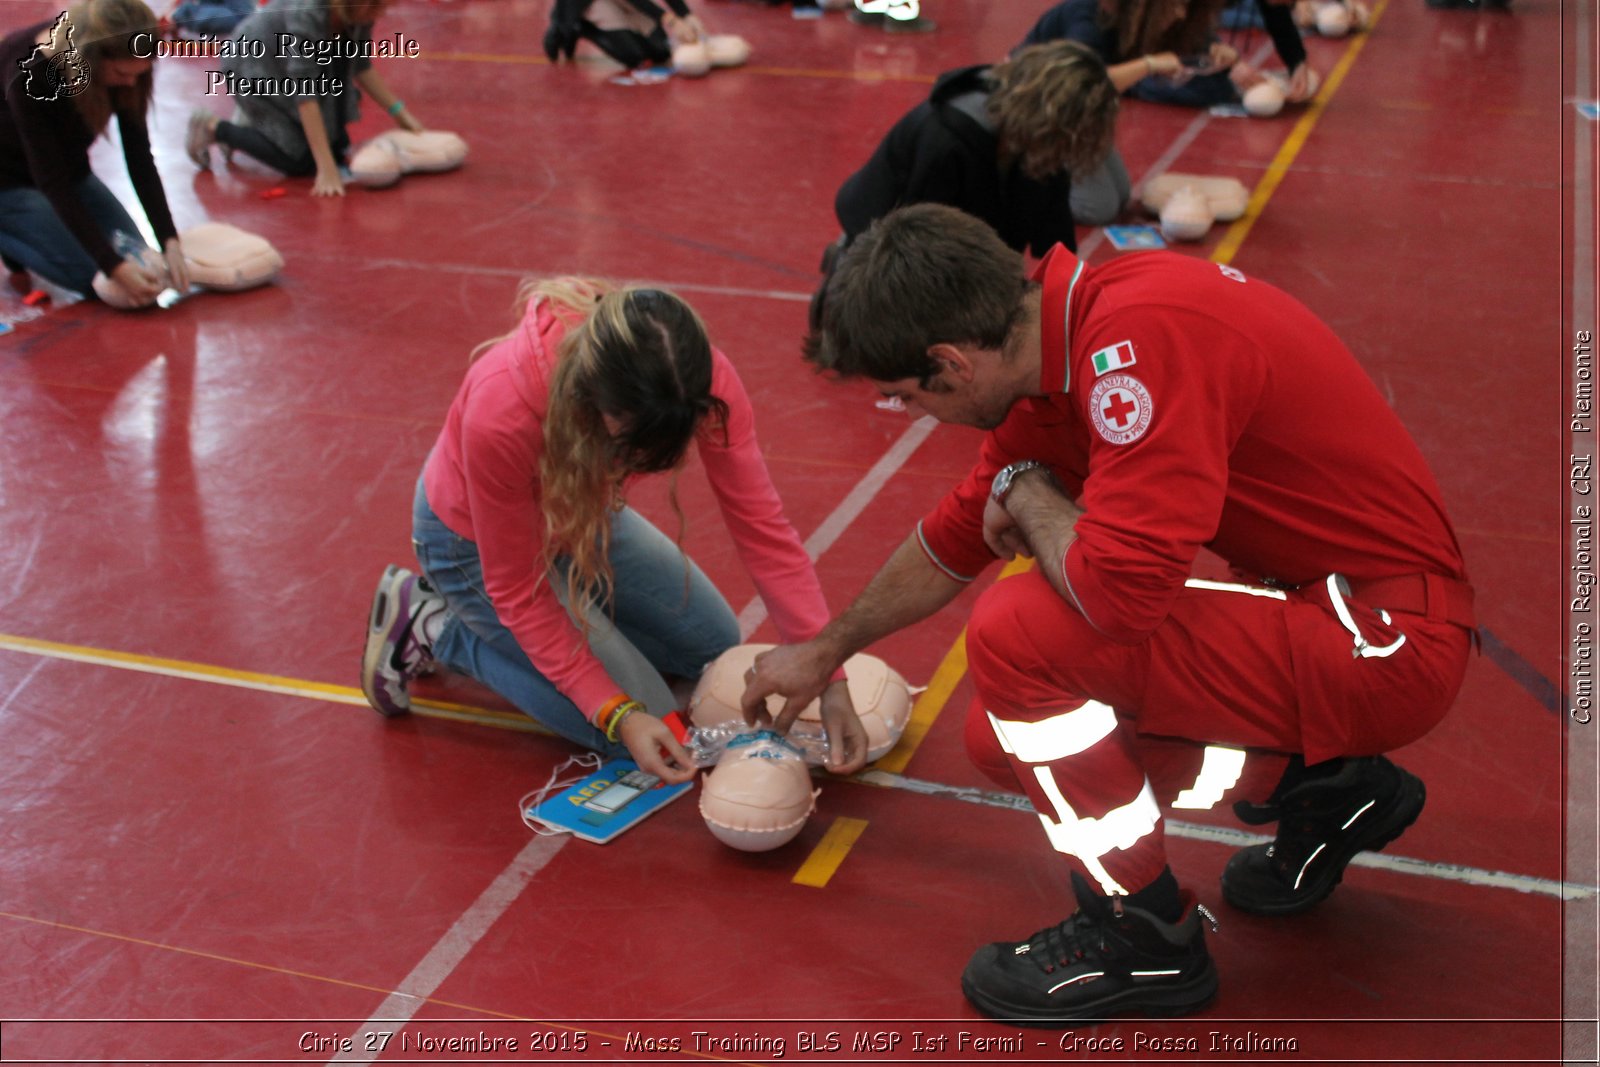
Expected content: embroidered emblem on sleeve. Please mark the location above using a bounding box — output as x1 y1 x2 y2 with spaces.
1088 374 1153 445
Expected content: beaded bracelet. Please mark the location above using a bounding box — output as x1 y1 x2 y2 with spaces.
387 99 406 117
594 693 630 733
602 701 644 744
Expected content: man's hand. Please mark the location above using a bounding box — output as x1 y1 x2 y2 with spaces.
1208 41 1239 72
983 493 1032 561
619 712 696 785
741 641 836 734
1284 62 1317 103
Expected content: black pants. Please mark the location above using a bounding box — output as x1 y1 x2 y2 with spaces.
580 23 672 68
215 121 351 177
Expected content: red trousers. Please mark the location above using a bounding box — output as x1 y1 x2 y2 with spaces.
962 571 1472 895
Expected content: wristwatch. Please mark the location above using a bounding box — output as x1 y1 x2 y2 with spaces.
990 460 1049 504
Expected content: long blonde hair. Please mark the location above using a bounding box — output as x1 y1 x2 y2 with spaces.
60 0 158 134
483 278 729 616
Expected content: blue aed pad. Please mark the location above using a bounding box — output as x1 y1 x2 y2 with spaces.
609 67 672 86
0 322 13 337
524 758 692 843
1579 101 1599 121
1105 225 1167 251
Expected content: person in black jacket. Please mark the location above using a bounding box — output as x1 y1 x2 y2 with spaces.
544 0 706 71
0 0 186 305
832 39 1119 259
1020 0 1317 109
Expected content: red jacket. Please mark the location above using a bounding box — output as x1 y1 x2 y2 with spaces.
919 246 1468 643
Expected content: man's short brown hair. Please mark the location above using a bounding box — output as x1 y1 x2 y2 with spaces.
804 205 1029 382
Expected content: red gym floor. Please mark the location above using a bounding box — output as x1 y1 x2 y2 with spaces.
1 0 1595 1063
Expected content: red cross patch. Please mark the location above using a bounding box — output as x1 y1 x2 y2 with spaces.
1087 374 1153 445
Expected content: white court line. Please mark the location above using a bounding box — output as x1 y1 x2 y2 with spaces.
329 834 568 1064
854 769 1597 902
325 415 942 1059
737 415 938 638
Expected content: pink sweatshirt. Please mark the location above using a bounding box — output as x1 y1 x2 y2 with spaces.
422 295 830 719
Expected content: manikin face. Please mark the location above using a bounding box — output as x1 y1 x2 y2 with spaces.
869 345 1018 431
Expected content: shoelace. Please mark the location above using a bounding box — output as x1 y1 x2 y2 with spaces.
1023 899 1219 975
1022 897 1122 975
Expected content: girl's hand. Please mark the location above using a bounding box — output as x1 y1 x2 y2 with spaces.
162 237 189 293
312 166 346 197
620 712 697 785
662 12 705 45
1285 62 1317 103
110 257 164 305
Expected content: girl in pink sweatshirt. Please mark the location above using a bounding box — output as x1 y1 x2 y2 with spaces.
361 278 864 780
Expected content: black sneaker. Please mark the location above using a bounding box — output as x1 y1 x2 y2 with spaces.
961 872 1218 1024
1221 755 1425 915
882 14 937 31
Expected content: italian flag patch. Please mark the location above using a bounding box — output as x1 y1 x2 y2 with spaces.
1091 340 1136 377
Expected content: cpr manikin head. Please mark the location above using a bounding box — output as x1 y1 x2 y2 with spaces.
179 223 284 290
689 644 913 851
1158 185 1214 241
349 130 469 188
1242 79 1286 116
689 643 913 763
698 736 817 851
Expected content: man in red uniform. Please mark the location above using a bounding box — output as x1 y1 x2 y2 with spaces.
743 204 1475 1021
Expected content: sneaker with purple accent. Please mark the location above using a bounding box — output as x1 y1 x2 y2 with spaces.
361 564 442 718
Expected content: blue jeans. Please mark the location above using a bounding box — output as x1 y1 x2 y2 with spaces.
411 478 740 756
171 0 255 35
1130 69 1241 108
0 176 141 294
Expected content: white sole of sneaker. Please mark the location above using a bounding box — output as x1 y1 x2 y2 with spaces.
961 961 1219 1025
361 563 411 716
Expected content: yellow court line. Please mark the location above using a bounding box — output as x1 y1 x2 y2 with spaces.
792 816 870 888
870 555 1036 775
0 632 538 731
422 51 934 83
0 911 759 1063
871 630 967 775
1209 0 1386 265
0 909 528 1022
